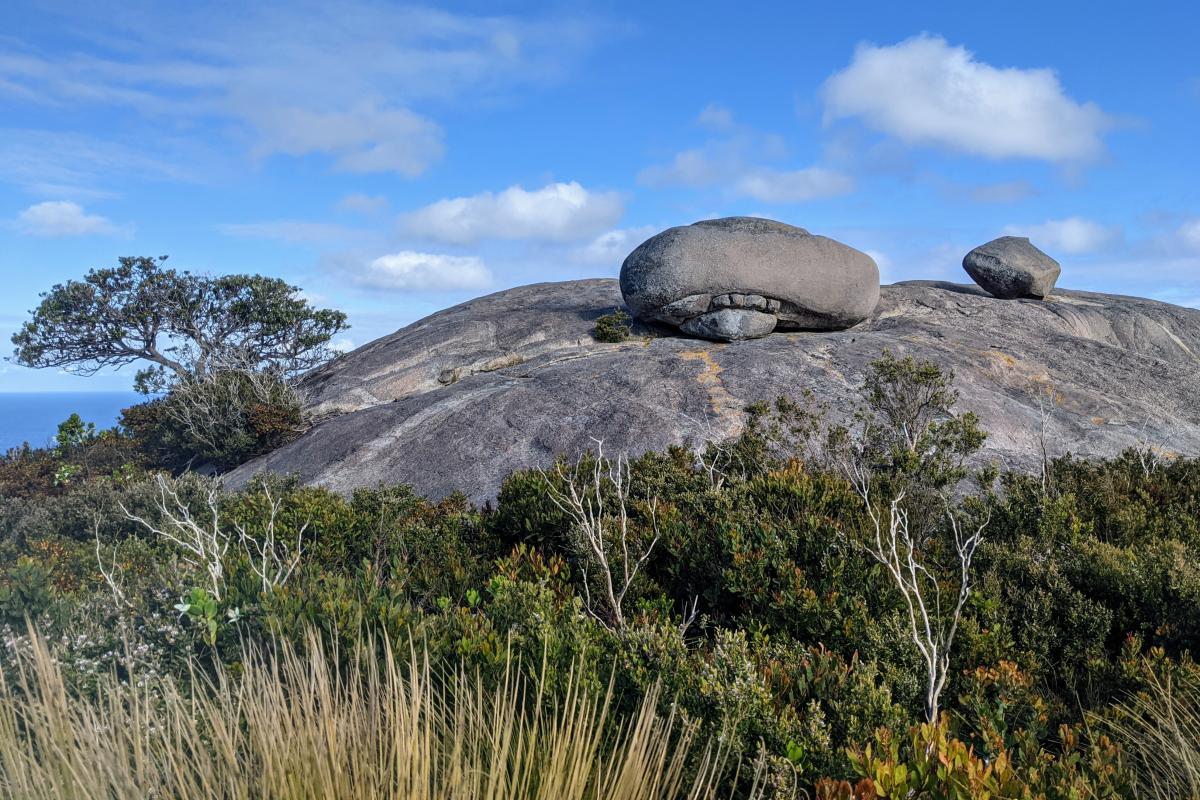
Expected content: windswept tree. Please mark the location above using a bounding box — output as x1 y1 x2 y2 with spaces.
11 256 348 393
12 257 349 468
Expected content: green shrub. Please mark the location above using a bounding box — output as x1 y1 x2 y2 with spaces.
0 415 144 498
9 349 1200 797
122 370 305 470
593 309 632 343
835 715 1131 799
0 557 55 623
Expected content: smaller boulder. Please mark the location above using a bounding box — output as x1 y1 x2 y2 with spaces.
681 308 777 340
963 236 1061 299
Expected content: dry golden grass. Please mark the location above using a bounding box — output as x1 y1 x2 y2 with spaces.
0 631 765 799
1105 668 1200 799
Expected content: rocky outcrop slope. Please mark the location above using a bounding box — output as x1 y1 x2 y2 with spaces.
227 279 1200 504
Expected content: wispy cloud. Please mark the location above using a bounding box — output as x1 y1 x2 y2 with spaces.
0 129 195 197
1003 216 1122 255
570 225 657 266
696 103 735 132
0 2 606 179
1178 217 1200 251
219 220 363 244
733 167 855 203
963 180 1037 204
639 116 853 204
336 193 390 215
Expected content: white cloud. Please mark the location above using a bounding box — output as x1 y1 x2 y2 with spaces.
355 251 493 291
1004 217 1122 254
822 34 1113 161
293 289 328 305
330 337 356 353
697 103 735 131
243 103 443 176
337 193 389 214
0 4 603 178
639 147 733 188
733 167 855 203
863 249 893 283
640 147 852 203
15 201 124 237
399 181 624 245
571 226 657 265
219 220 361 243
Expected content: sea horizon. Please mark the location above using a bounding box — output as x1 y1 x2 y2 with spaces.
0 391 144 451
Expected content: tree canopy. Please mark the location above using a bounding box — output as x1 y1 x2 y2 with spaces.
11 256 348 392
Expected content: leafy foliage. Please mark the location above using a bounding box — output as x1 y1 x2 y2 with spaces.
593 308 633 343
11 259 345 471
3 352 1200 795
121 371 305 469
11 256 348 393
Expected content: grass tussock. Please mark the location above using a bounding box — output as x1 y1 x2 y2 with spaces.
1105 667 1200 799
0 630 757 800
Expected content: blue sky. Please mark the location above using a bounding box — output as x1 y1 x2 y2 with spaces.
2 0 1198 391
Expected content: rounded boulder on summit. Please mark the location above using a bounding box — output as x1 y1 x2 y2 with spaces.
963 236 1061 300
619 216 880 341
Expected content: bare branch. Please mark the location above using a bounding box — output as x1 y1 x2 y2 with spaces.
93 515 131 610
848 475 989 723
121 474 306 601
234 485 308 594
541 440 660 631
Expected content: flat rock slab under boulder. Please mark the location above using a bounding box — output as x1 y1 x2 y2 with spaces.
620 217 880 340
963 236 1061 299
227 279 1200 505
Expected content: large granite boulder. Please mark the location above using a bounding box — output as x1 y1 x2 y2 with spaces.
226 279 1200 505
619 217 880 341
963 236 1061 299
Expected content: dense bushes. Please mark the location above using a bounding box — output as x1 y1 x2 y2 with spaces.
120 370 306 469
0 375 305 500
3 355 1199 795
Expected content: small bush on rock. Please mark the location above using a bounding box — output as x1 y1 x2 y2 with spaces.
593 309 632 343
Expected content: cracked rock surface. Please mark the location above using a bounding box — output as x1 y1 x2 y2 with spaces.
226 278 1200 504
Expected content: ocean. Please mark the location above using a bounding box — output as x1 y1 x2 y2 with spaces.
0 392 144 452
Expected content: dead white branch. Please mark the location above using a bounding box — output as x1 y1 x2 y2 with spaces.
1134 418 1167 478
235 485 307 594
542 440 660 631
121 474 306 600
680 411 735 490
160 358 307 463
122 474 230 600
848 468 988 723
92 515 131 609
